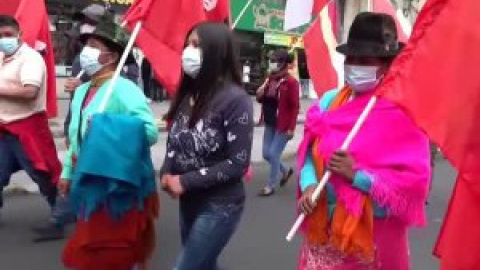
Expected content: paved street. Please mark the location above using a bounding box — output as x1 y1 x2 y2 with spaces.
0 84 456 269
0 156 455 270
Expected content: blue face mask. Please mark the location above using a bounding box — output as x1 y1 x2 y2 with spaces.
79 46 103 76
0 37 20 55
344 65 382 93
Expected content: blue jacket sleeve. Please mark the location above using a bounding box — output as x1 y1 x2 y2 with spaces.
300 149 317 192
352 170 374 193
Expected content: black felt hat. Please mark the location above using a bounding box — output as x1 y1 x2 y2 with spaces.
336 12 405 57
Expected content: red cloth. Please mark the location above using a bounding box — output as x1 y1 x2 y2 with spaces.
379 0 480 268
303 2 339 97
0 0 58 118
63 209 149 270
83 89 97 109
313 0 328 14
63 195 159 270
123 0 226 95
0 112 61 184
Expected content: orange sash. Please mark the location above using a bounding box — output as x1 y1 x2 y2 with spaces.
304 87 375 261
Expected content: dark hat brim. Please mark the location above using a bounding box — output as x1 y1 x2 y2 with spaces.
79 33 136 64
336 42 405 58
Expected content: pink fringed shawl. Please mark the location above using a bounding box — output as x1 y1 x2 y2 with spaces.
298 94 431 226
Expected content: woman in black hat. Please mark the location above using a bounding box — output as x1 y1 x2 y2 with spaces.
296 12 431 270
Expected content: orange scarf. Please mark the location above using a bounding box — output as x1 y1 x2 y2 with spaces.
305 87 375 261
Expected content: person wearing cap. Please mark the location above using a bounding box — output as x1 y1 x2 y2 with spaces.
64 6 140 140
296 12 431 270
256 48 300 196
58 14 159 270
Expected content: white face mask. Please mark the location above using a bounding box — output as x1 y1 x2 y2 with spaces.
79 46 103 76
80 24 96 34
182 46 202 78
268 62 283 74
344 65 382 93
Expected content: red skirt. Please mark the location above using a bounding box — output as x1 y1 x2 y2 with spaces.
63 194 159 270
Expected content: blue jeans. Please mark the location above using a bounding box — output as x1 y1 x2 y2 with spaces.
262 125 290 189
0 133 73 225
174 200 244 270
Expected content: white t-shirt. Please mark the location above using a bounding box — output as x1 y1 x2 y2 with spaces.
0 44 47 123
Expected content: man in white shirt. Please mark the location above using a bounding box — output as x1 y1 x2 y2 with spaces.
0 15 71 242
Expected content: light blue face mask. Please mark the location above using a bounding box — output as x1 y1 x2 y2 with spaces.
0 37 20 55
344 65 382 93
79 46 103 76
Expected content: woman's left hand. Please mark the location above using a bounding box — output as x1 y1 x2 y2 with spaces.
162 175 184 198
328 150 355 183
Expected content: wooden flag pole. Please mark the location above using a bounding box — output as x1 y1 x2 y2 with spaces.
98 21 143 113
286 96 378 242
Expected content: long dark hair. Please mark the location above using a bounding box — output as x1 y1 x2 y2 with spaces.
165 23 242 128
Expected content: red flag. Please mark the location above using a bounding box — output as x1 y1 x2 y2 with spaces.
0 0 57 118
204 0 230 22
313 0 329 14
373 0 410 42
124 0 225 95
303 2 339 97
379 0 480 268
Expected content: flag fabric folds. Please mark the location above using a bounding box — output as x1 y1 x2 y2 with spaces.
123 0 230 95
303 2 341 97
378 0 480 268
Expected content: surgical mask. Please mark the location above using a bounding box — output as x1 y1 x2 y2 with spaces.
182 46 202 78
268 62 282 74
79 46 103 76
344 65 382 93
0 37 20 55
80 23 96 34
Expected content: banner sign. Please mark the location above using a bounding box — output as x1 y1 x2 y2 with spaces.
264 32 303 48
231 0 309 34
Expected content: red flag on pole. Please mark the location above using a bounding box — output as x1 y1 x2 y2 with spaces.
313 0 329 14
124 0 229 94
303 2 340 97
0 0 58 118
379 0 480 268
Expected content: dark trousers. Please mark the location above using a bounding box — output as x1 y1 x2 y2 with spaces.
174 200 244 270
0 133 73 225
0 133 57 208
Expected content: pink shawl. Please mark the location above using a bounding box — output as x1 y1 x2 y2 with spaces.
298 94 431 226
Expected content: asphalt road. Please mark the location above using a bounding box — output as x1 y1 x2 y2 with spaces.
0 158 456 270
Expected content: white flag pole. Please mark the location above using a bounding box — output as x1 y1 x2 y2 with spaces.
76 70 85 78
232 0 255 29
97 21 143 113
286 96 378 242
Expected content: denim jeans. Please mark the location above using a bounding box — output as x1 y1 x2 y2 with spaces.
174 200 244 270
262 125 290 189
0 133 73 225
